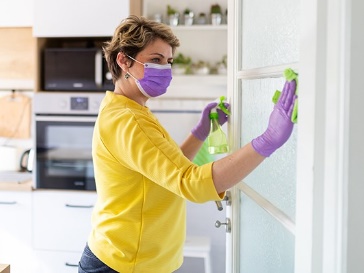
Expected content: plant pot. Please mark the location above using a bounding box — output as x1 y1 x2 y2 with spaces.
211 13 222 25
168 14 179 26
184 14 194 26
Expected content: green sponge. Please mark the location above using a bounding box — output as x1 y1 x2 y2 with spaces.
272 68 298 123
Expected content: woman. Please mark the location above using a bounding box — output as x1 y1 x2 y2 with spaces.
79 15 296 273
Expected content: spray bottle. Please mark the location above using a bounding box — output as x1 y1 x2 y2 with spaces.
207 96 231 154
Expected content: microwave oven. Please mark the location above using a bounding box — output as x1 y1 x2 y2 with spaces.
43 48 114 92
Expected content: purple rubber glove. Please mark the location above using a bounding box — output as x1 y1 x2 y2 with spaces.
191 102 230 141
251 80 296 157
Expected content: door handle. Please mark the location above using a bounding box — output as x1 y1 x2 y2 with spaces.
65 262 78 267
0 201 17 205
65 204 93 208
214 191 231 211
215 217 231 233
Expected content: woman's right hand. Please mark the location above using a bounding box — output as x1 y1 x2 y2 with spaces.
251 80 297 157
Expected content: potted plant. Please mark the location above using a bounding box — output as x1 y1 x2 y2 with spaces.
183 8 194 26
210 4 222 14
173 53 192 75
192 60 210 75
167 5 179 26
210 4 222 25
216 55 227 75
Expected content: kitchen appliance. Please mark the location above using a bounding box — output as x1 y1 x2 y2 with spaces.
19 148 34 172
33 92 104 190
43 48 114 91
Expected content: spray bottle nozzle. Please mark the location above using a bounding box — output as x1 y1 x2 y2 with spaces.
217 96 231 116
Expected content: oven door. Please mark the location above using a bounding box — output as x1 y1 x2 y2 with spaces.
35 115 97 191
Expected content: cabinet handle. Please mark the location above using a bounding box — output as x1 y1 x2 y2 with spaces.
65 262 78 267
0 201 17 205
65 204 94 208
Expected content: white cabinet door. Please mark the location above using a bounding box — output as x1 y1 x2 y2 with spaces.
34 250 81 273
33 190 97 252
33 0 129 37
0 191 36 273
0 0 33 27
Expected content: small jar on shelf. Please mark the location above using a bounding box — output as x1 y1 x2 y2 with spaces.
196 13 208 25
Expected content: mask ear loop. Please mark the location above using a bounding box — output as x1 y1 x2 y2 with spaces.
123 53 145 81
125 54 145 67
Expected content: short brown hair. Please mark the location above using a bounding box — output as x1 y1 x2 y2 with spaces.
103 15 180 83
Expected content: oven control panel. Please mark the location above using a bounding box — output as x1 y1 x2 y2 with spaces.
71 97 89 110
34 93 104 115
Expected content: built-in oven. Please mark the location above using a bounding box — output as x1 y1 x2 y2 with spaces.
33 92 104 190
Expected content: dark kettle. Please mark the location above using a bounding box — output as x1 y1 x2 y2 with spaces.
20 149 34 172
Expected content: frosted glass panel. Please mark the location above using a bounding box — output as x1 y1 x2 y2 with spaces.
241 78 297 219
242 0 300 69
240 192 295 273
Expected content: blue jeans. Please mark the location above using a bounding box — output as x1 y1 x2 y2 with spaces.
78 244 119 273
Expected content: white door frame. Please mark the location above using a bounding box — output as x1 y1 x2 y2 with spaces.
226 0 364 272
295 0 354 272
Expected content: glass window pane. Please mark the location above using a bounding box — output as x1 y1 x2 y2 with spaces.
240 78 297 219
242 0 300 69
240 191 295 273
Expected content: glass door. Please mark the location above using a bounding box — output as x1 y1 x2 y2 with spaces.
227 0 300 272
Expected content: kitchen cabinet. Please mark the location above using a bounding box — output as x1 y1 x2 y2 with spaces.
32 190 97 272
0 191 36 273
0 0 33 27
0 27 35 90
34 250 82 273
33 0 130 37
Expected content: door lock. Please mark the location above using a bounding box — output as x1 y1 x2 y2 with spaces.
215 217 231 233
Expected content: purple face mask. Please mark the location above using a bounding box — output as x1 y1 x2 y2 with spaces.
126 55 172 98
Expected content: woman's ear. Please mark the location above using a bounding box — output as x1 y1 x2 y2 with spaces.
116 52 130 71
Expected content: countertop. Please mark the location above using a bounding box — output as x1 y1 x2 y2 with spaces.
0 264 10 273
0 171 33 191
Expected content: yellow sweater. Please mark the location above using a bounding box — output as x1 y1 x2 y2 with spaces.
88 92 222 273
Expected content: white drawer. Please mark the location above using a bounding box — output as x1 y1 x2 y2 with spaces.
0 191 34 273
33 190 96 252
34 250 82 273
